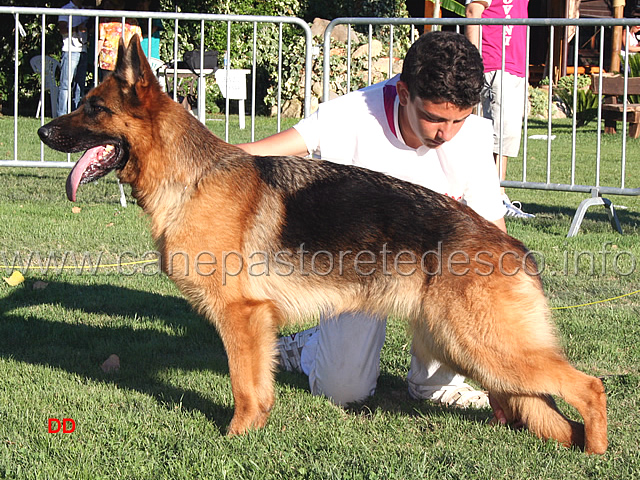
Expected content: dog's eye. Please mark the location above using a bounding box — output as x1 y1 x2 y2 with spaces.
87 103 112 117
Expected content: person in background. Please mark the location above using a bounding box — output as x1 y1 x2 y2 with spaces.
57 0 89 117
238 32 507 414
137 0 163 61
98 0 142 81
465 0 535 219
622 25 640 57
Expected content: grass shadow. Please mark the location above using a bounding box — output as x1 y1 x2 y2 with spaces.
2 279 499 435
345 372 494 425
1 281 235 434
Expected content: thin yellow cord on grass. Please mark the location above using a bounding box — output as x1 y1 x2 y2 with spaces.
0 259 156 270
550 288 640 310
2 259 639 310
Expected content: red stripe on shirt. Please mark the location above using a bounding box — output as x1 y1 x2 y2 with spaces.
383 84 397 138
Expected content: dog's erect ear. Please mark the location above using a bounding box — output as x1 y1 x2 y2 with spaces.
114 34 153 89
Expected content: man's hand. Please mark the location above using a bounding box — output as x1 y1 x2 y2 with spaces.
488 392 526 429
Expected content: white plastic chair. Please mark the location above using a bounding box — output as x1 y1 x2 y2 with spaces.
30 55 61 118
147 57 166 91
214 69 250 129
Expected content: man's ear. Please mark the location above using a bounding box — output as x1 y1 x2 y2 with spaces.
396 80 411 107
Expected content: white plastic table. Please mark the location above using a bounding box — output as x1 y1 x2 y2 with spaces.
163 67 214 123
215 69 250 129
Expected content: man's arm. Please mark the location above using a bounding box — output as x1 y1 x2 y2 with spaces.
236 127 309 157
465 1 488 49
491 217 507 234
241 129 507 235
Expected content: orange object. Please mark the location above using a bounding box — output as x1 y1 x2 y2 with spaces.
566 66 586 75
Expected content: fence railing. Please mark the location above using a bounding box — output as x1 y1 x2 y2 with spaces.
3 8 640 236
322 17 640 236
0 6 312 164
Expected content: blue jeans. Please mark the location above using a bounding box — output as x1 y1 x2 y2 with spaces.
57 50 88 117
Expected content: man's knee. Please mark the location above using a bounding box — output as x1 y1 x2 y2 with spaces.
310 372 376 406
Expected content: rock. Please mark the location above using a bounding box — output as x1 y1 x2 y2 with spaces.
371 57 403 76
312 80 323 97
311 18 359 43
33 280 49 290
353 40 383 59
101 354 120 373
311 18 330 38
281 98 303 118
309 95 320 114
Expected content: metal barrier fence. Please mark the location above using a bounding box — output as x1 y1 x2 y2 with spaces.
0 6 312 165
3 8 640 236
322 17 640 236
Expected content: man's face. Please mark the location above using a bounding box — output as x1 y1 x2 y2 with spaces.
396 80 473 150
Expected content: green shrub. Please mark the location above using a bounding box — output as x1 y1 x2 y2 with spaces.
0 1 62 115
262 25 413 117
156 0 410 116
3 1 410 115
528 85 554 118
622 53 640 103
554 75 598 127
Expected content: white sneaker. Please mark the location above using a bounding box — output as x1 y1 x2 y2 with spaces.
409 383 490 409
277 327 318 372
503 194 535 219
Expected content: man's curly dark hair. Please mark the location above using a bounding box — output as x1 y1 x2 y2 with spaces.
400 31 484 109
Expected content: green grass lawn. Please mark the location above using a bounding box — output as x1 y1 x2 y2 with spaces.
1 115 639 479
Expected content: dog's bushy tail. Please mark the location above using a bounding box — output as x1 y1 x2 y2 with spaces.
414 265 608 453
495 393 585 447
490 364 607 454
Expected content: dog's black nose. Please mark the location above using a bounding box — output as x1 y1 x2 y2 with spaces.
38 124 52 143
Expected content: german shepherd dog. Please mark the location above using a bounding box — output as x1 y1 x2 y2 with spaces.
38 36 607 454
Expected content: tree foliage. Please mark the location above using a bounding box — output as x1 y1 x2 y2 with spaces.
2 0 409 114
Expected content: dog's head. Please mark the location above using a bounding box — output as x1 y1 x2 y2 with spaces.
38 35 162 201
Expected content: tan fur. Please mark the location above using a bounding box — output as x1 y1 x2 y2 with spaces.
38 36 608 453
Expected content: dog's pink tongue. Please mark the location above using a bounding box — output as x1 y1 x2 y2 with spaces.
66 146 104 202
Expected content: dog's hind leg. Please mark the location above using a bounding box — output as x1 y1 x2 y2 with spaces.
555 372 607 454
490 392 584 445
413 272 607 453
217 299 280 435
473 286 608 454
512 366 606 454
490 365 607 454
